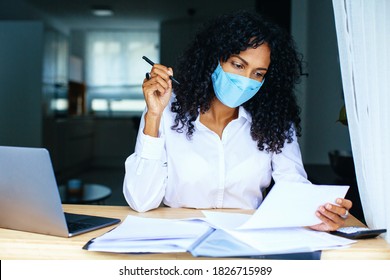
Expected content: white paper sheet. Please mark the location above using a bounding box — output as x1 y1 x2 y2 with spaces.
85 182 352 256
225 227 355 254
202 182 349 230
200 211 251 230
199 181 355 256
239 182 349 229
86 215 211 253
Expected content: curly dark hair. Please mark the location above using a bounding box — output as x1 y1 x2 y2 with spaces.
171 10 303 153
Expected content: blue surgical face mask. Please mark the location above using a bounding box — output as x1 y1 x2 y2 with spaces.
211 63 264 108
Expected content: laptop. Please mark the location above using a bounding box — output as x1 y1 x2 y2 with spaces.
0 146 121 237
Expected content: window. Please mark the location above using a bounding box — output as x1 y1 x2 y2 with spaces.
85 30 159 116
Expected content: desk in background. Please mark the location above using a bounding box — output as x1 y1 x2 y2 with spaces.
58 184 112 204
0 205 389 260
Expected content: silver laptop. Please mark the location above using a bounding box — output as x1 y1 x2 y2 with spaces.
0 146 120 237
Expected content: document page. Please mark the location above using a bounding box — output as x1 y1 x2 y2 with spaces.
239 182 349 229
224 227 355 255
86 215 211 253
200 211 251 230
197 182 353 256
85 182 352 256
202 182 349 230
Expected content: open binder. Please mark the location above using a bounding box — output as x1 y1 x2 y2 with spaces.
189 229 322 260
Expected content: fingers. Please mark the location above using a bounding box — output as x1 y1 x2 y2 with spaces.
142 64 173 117
143 75 171 95
310 198 353 232
143 64 173 95
324 202 348 218
336 198 353 211
147 64 173 85
309 211 342 232
316 204 345 231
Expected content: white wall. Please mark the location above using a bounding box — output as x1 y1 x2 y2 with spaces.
0 21 44 147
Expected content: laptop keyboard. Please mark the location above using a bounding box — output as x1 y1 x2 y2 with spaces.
67 221 96 233
63 212 120 235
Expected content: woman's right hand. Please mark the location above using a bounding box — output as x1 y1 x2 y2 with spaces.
142 64 173 116
142 64 173 137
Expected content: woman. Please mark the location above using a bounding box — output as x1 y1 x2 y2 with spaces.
123 11 352 231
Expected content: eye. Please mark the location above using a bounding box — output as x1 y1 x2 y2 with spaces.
253 71 265 80
231 61 244 70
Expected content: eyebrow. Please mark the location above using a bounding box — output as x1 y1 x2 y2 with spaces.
230 55 268 71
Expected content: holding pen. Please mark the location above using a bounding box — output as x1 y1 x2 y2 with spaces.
141 56 175 138
142 56 180 85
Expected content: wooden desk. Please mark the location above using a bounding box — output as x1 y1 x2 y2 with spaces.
0 205 389 260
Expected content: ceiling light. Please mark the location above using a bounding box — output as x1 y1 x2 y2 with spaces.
91 6 114 17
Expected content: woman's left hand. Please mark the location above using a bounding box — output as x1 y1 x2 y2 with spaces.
309 198 353 232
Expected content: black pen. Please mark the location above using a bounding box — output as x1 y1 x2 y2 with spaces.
142 56 180 85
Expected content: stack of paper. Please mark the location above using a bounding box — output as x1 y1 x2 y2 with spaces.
84 182 356 257
85 216 211 253
192 212 354 257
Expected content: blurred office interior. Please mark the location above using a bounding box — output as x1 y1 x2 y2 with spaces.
0 0 360 219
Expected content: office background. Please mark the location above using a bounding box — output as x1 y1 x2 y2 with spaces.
0 0 353 207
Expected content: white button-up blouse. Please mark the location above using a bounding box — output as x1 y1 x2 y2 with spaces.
123 98 309 212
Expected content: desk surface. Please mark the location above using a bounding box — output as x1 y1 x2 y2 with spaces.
0 205 389 260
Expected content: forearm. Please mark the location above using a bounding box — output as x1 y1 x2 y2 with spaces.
143 112 162 137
